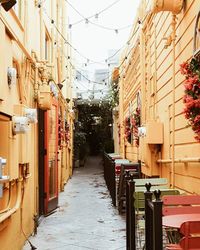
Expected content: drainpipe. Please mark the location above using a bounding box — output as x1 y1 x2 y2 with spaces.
171 14 176 188
40 6 44 61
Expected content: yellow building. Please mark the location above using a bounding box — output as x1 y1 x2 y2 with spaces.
116 0 200 193
0 1 74 249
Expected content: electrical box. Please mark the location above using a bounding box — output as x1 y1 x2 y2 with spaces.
12 116 29 135
7 67 17 87
146 121 163 144
14 104 37 123
38 84 52 110
24 108 37 123
138 126 147 137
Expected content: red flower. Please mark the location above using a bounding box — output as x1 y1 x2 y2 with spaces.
180 62 190 75
181 58 200 142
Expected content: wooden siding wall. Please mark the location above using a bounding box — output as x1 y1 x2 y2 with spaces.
119 0 200 193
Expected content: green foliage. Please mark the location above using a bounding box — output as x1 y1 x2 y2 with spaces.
75 102 113 155
74 131 86 160
108 81 119 108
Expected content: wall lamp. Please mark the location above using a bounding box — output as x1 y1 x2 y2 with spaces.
0 0 16 12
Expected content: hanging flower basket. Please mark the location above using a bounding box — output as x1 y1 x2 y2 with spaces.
124 117 132 144
124 108 141 146
180 58 200 142
131 107 141 147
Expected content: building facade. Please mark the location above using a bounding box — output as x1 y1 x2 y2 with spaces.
0 1 74 249
115 0 200 193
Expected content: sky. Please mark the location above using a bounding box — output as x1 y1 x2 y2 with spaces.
67 0 140 71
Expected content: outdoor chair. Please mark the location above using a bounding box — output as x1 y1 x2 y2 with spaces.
166 221 200 250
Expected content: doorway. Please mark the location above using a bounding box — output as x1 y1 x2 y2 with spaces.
38 99 58 215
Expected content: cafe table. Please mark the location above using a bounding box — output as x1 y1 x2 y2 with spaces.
162 213 200 243
163 213 200 229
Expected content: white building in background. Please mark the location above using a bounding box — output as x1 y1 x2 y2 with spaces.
73 49 120 103
107 49 120 70
94 69 109 85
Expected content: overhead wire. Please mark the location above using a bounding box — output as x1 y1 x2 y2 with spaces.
67 0 122 27
40 3 146 88
42 3 136 65
67 1 132 32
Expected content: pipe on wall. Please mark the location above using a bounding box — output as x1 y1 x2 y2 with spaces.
171 14 177 188
157 157 200 163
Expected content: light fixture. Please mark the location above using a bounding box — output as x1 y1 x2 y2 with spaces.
0 0 16 11
57 83 63 90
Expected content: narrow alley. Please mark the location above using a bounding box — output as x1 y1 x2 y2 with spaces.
23 157 126 250
1 1 200 249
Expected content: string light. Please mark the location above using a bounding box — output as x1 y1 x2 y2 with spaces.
66 0 131 31
66 0 122 27
42 6 142 66
41 5 147 86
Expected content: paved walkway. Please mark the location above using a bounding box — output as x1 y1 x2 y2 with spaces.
23 156 126 250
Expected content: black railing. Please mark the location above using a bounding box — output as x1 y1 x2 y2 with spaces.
103 152 116 206
125 172 136 250
118 163 141 214
144 183 163 250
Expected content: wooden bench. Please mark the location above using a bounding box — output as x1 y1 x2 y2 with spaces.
136 183 180 250
163 194 200 215
166 221 200 250
144 187 200 250
135 188 180 214
117 164 141 214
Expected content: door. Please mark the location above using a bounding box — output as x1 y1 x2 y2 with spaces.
44 99 59 214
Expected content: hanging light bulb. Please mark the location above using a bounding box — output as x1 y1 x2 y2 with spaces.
85 18 89 27
115 29 118 34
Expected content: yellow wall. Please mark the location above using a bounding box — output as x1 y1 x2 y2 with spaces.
117 0 200 193
0 1 73 249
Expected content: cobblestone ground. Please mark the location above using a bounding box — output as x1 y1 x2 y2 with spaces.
23 156 127 250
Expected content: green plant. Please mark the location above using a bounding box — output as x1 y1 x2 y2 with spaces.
74 132 86 160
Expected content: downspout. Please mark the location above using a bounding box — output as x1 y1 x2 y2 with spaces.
171 14 177 188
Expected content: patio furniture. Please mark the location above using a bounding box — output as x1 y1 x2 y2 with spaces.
166 221 200 250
